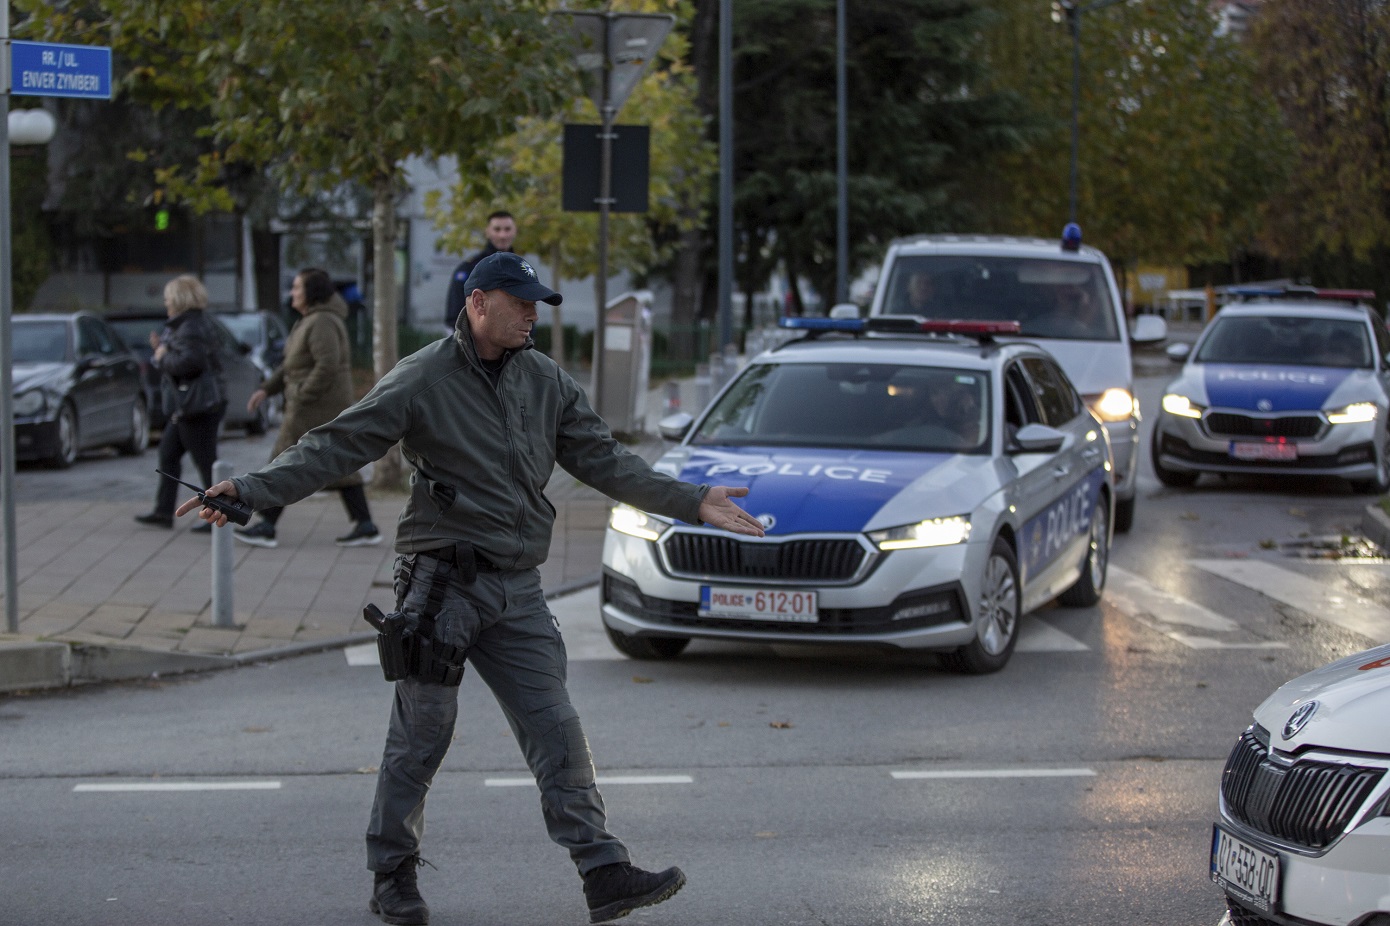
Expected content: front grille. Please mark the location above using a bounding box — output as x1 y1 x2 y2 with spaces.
1221 727 1384 850
662 533 868 582
1206 412 1323 439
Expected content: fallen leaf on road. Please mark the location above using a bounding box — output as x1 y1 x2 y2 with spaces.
769 721 793 729
632 676 653 684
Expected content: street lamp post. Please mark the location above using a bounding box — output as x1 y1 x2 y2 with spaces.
1052 0 1131 224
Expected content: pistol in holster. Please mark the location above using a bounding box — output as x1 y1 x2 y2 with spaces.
360 543 474 687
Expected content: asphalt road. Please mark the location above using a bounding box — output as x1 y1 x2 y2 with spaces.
3 367 1389 925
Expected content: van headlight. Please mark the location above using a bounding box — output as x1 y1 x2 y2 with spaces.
608 504 670 542
1327 402 1378 424
1090 388 1136 422
869 515 971 550
1161 393 1204 419
13 390 45 417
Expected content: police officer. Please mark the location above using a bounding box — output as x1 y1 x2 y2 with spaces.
444 210 516 335
179 251 765 926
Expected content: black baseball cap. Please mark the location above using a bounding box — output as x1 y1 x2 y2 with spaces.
466 252 562 305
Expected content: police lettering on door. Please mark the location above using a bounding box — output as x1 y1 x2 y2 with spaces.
1021 470 1104 577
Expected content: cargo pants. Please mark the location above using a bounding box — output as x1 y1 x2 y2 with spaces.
365 551 631 875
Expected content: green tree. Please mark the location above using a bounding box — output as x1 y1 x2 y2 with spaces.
725 0 1031 310
972 0 1292 279
19 0 576 488
426 0 715 365
1252 0 1390 295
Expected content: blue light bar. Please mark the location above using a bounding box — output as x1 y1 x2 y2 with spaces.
777 316 867 332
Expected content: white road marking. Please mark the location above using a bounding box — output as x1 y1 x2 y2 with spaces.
74 782 282 792
485 775 693 787
891 769 1096 780
1016 620 1089 652
1193 558 1390 643
1105 565 1286 650
345 643 378 666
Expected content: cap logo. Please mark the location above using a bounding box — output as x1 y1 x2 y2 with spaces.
521 261 536 278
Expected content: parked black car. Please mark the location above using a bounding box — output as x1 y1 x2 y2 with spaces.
12 313 149 467
105 311 269 434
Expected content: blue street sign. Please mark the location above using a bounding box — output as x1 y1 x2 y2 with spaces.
11 40 113 100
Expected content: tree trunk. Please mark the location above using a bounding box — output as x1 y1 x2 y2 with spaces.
370 176 404 491
670 226 704 363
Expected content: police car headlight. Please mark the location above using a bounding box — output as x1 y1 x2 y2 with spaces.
1090 388 1136 422
870 516 971 550
1161 393 1204 419
13 389 45 417
608 504 669 542
1327 402 1378 424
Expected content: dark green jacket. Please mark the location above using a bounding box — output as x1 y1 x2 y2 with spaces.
231 322 706 568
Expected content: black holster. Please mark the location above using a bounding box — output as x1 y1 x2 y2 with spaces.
361 545 477 687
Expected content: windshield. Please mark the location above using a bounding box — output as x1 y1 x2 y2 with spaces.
1195 316 1372 369
218 315 259 345
691 361 990 453
881 255 1118 341
13 321 69 363
107 317 165 356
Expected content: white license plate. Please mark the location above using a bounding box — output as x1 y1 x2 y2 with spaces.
1210 824 1280 913
699 586 818 622
1229 441 1297 461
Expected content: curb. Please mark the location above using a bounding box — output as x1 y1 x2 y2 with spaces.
1360 504 1390 552
0 574 603 695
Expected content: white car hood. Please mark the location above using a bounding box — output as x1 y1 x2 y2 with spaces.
1254 643 1390 755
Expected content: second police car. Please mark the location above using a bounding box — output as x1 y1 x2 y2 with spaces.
600 316 1115 674
1152 287 1390 494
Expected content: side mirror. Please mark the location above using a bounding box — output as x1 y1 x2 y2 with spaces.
1010 423 1067 454
1166 342 1191 363
1130 314 1167 344
657 412 694 442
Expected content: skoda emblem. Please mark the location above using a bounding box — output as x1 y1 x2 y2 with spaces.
756 513 776 530
1257 399 1273 412
1282 700 1318 740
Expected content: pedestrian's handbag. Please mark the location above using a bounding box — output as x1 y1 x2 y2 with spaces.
175 369 224 417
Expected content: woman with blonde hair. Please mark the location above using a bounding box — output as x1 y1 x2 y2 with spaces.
135 274 226 531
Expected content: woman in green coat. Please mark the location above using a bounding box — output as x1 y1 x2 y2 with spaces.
234 268 380 549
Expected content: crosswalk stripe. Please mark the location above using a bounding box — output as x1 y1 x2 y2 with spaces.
1193 559 1390 643
1104 565 1286 650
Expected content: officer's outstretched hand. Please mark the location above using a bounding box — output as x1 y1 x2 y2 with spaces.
699 486 764 537
174 479 239 527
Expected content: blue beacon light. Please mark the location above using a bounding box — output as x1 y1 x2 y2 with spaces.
1061 223 1082 252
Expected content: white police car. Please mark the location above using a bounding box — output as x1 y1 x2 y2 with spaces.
1212 643 1390 926
600 317 1115 674
865 227 1167 533
1152 288 1390 494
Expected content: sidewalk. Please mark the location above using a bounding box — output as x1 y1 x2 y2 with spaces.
0 375 701 692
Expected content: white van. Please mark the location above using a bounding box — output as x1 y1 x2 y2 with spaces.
865 231 1166 531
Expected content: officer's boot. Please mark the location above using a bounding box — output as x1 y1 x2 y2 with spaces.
582 861 686 923
369 855 430 926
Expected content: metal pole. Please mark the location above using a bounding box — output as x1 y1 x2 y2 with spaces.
2 0 20 634
591 18 613 406
717 0 733 349
834 0 848 305
1068 9 1080 225
210 460 234 627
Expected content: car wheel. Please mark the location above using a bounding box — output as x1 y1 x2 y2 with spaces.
46 403 79 469
1349 435 1390 495
603 626 690 660
1151 425 1199 488
1059 493 1110 607
943 537 1020 674
117 398 149 455
1112 494 1135 533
